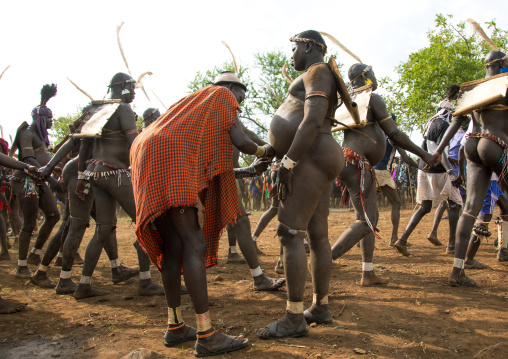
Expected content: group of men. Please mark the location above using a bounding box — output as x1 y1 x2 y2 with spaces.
1 29 507 357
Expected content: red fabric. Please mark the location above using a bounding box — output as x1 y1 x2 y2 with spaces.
130 86 241 270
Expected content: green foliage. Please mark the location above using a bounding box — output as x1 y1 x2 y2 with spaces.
51 110 82 146
381 14 508 133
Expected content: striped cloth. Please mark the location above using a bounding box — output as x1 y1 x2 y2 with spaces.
130 86 241 270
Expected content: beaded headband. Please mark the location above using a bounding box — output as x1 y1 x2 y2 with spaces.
289 37 327 54
484 55 507 68
349 65 373 84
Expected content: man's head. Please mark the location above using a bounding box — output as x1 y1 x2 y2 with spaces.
348 63 377 90
142 107 160 129
109 72 136 103
31 83 57 147
290 30 327 71
213 71 247 104
485 50 507 77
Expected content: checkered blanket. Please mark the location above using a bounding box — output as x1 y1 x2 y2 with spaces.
130 86 241 270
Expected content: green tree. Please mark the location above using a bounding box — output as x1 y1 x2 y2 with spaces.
51 110 82 147
381 14 508 133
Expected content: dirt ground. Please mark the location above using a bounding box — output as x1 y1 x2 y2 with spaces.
1 206 508 359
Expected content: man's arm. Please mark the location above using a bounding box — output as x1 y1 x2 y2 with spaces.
229 117 272 157
284 65 334 163
372 95 434 165
117 104 139 147
40 137 79 178
395 145 418 168
434 115 468 155
0 153 31 171
239 120 266 146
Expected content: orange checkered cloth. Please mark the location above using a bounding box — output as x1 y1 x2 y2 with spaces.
130 86 241 270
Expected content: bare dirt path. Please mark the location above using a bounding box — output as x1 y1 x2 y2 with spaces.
1 208 507 358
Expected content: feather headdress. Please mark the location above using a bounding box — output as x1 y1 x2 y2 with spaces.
40 84 57 106
282 64 293 83
117 22 132 76
0 65 10 82
320 32 362 63
67 78 94 101
467 18 499 51
221 41 238 74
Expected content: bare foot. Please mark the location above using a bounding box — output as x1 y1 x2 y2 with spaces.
393 239 411 257
446 246 455 255
0 296 27 314
497 248 508 262
73 284 107 299
30 271 56 288
0 251 10 261
55 278 78 295
427 232 443 246
361 271 389 286
138 279 164 296
27 252 41 266
253 274 286 291
16 266 31 279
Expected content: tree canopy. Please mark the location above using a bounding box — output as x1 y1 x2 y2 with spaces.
381 14 508 133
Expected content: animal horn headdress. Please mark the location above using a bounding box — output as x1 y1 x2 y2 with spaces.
221 41 239 74
67 77 94 101
467 18 499 51
281 64 293 84
0 65 10 82
320 32 362 63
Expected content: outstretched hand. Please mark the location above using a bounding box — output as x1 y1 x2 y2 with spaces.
277 166 293 201
252 157 272 176
38 165 53 180
24 166 41 182
423 152 441 171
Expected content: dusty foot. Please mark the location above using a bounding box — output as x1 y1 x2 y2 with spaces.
393 239 411 257
465 258 490 269
73 284 107 299
389 238 397 247
16 266 31 279
497 248 508 262
361 271 390 286
27 252 41 265
226 252 247 264
0 297 27 314
446 246 455 255
194 329 248 356
257 311 308 339
449 270 478 287
274 259 284 274
163 324 196 347
254 241 265 256
0 251 10 261
74 252 84 265
112 265 139 284
138 278 164 296
304 304 332 324
55 278 78 295
54 257 62 267
253 274 286 291
427 233 443 246
30 271 56 288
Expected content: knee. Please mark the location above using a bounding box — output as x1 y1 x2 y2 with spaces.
96 224 116 243
277 223 304 246
46 211 61 225
448 200 461 212
420 202 432 214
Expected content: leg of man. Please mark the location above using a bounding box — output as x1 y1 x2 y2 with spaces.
252 195 279 255
304 186 333 324
0 212 9 260
232 197 285 291
394 200 433 256
450 161 491 286
447 199 461 253
382 185 402 246
465 213 492 269
10 180 40 278
427 201 447 246
332 164 377 260
226 226 246 264
155 207 247 353
27 188 60 265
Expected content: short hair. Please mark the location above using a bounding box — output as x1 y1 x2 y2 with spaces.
348 63 370 82
446 84 461 101
108 72 135 88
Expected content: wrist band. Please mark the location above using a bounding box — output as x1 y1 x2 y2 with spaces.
254 145 266 157
281 154 297 170
78 171 86 180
